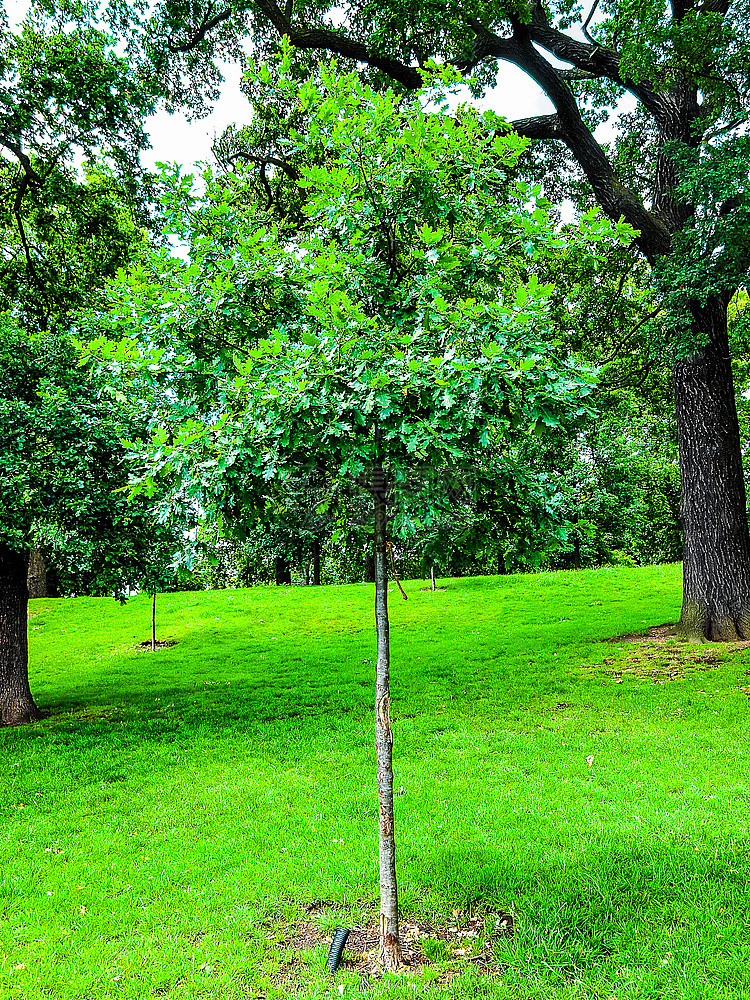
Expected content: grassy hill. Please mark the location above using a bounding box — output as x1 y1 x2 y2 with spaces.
2 565 750 998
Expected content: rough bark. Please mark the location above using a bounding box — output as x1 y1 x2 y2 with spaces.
274 555 292 586
0 546 41 726
372 440 401 970
673 296 750 640
27 549 48 599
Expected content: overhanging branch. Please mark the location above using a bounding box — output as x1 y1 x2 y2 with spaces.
167 3 237 53
510 114 563 140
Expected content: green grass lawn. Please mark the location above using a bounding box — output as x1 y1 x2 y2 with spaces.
2 564 750 999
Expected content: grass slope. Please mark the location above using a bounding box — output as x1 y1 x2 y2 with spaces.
2 565 750 999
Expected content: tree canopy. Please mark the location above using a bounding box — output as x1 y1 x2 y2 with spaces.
121 0 750 639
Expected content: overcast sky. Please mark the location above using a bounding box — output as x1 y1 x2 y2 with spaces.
5 0 558 176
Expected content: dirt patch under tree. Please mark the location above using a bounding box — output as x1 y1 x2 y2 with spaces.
268 901 512 991
595 622 742 684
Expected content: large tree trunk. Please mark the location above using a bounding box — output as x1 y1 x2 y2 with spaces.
0 546 41 726
673 294 750 640
372 444 401 970
27 549 48 599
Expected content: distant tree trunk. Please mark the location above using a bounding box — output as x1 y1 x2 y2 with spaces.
365 547 376 583
430 565 436 592
275 556 292 586
0 546 40 726
27 549 48 599
674 294 750 640
151 592 156 652
312 539 321 585
572 513 582 570
372 436 401 970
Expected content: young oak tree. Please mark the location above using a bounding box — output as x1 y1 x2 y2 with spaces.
107 57 631 967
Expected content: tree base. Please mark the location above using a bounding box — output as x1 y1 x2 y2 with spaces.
0 698 42 727
678 601 750 642
378 938 403 971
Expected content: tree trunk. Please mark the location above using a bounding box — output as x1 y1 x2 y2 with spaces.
673 295 750 640
151 592 157 652
365 547 376 583
572 512 582 570
312 539 321 586
372 443 401 970
27 549 48 599
0 546 41 726
275 556 292 586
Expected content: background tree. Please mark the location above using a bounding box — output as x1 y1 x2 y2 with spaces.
0 7 189 725
0 314 190 724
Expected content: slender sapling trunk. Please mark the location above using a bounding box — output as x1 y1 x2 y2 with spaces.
312 538 321 586
372 442 401 970
151 592 156 652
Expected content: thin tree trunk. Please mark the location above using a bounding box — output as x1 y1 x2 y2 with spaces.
27 549 48 599
572 512 582 570
151 592 156 652
430 564 436 592
372 438 401 970
312 539 321 586
0 546 40 726
674 294 750 640
365 547 376 583
275 556 292 586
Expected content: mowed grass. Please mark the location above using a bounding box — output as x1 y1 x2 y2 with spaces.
2 564 750 999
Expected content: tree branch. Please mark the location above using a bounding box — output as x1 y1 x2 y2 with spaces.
481 28 671 257
252 0 424 89
600 307 663 364
167 4 237 53
525 7 667 118
581 0 601 43
223 3 672 257
0 135 42 186
556 68 599 81
221 149 300 181
510 114 563 140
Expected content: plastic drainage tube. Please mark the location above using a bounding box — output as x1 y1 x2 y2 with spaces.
326 927 351 972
